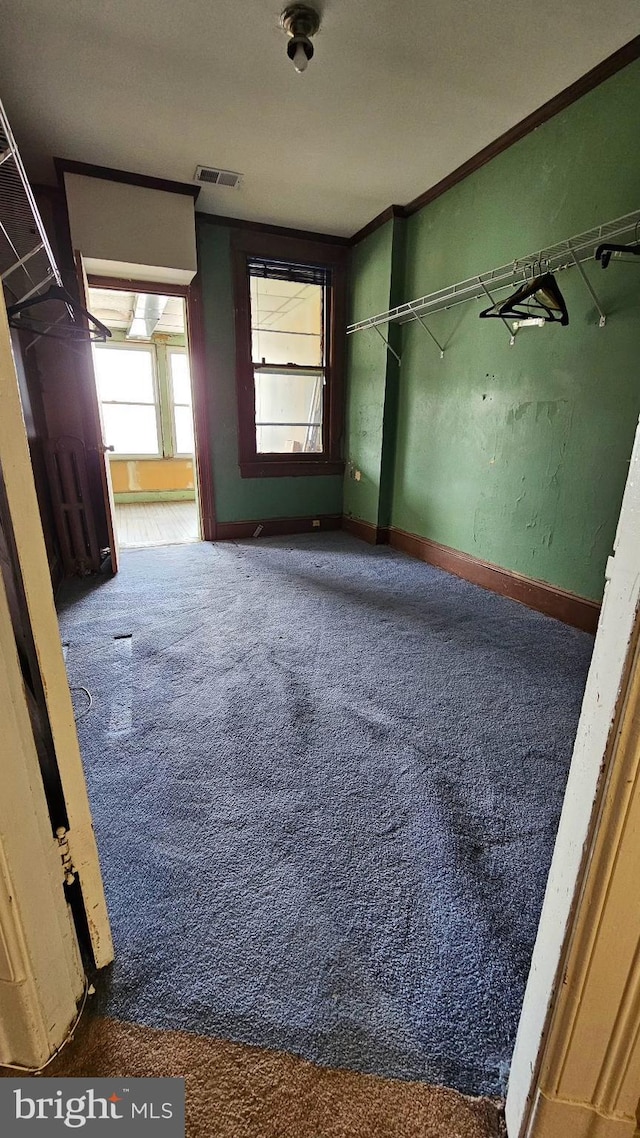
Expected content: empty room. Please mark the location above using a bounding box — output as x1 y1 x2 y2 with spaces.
1 5 640 1138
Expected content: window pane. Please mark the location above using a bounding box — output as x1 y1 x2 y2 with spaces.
254 371 323 454
174 405 194 454
93 346 155 403
250 277 323 366
256 424 322 453
170 351 192 405
251 329 322 366
102 404 159 455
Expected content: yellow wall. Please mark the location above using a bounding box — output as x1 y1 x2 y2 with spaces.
110 457 194 494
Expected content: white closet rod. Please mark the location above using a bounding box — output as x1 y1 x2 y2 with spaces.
347 207 640 337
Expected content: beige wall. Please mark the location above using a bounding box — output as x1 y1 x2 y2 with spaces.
64 174 197 285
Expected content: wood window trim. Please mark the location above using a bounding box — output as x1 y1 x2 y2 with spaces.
168 347 194 458
231 229 348 479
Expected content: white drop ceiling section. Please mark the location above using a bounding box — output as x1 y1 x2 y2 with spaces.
88 289 185 337
0 1 637 235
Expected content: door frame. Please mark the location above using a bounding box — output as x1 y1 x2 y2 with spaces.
87 274 216 541
507 414 640 1137
75 251 119 572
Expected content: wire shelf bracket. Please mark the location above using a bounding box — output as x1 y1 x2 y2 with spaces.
566 241 607 327
407 303 445 357
373 324 401 365
347 207 640 353
478 279 517 347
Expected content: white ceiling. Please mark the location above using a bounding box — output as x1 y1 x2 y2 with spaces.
0 1 637 236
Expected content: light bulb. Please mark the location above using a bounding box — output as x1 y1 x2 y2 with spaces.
293 42 308 73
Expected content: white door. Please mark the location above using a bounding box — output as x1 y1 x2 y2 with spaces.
0 561 86 1069
506 414 640 1136
0 294 113 998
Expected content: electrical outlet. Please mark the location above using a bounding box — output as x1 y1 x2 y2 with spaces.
354 469 362 482
312 519 320 528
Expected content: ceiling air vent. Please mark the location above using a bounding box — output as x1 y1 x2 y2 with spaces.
194 165 243 189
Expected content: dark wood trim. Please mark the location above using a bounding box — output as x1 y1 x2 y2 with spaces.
231 229 348 481
231 236 255 472
87 273 217 541
54 157 200 200
215 514 342 540
196 211 349 247
185 274 217 541
342 515 388 544
349 205 407 247
36 182 83 296
87 274 190 297
385 527 600 633
240 459 344 479
230 228 350 265
349 35 640 243
74 251 118 571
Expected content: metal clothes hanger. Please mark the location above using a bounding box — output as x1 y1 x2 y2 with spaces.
595 241 640 269
479 271 569 326
595 220 640 269
6 284 111 342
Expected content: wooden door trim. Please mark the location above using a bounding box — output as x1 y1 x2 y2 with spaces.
74 252 119 571
507 414 640 1136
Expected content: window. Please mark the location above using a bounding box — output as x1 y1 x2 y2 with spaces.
250 265 325 455
93 345 159 455
169 349 194 455
232 231 347 478
93 341 195 460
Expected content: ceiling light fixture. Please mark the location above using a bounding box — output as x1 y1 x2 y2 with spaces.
280 4 320 74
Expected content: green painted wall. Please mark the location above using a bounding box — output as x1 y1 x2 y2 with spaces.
346 60 640 600
197 219 343 524
378 219 406 529
343 222 394 525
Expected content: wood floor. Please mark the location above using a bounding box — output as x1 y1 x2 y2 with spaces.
114 501 200 549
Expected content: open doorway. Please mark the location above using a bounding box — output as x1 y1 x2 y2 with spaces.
87 285 201 550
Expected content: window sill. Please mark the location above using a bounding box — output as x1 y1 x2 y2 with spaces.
108 454 163 461
239 459 344 479
107 454 194 461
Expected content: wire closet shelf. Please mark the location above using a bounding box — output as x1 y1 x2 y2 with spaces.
0 97 63 309
347 207 640 355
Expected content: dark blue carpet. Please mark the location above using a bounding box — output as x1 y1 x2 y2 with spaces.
57 534 593 1097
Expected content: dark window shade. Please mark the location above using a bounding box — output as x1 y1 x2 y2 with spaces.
247 257 330 288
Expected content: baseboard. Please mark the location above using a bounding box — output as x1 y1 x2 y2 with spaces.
387 527 600 634
114 491 196 504
342 515 389 544
526 1090 635 1138
215 513 600 632
215 514 342 540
